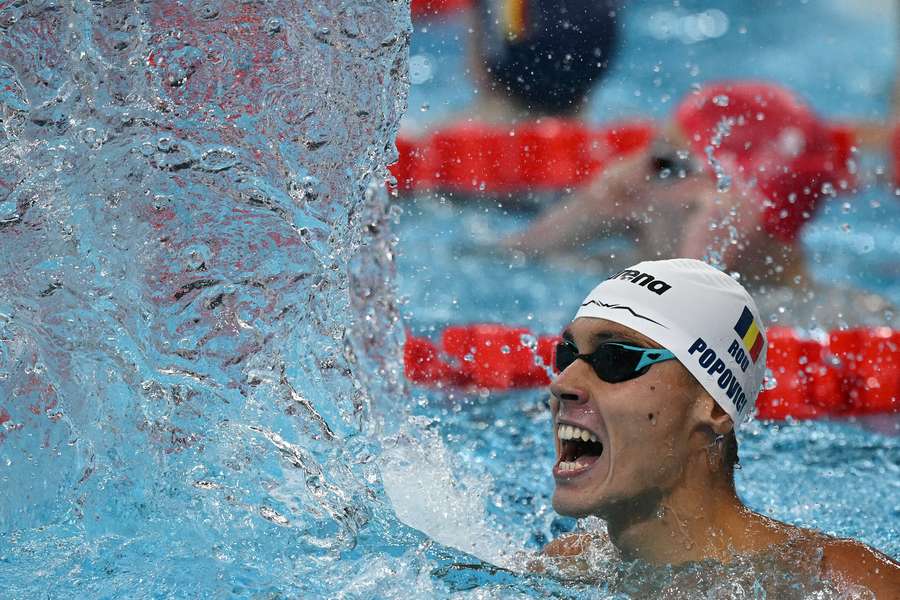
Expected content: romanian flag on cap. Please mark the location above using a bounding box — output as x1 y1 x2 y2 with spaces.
502 0 528 41
734 306 764 363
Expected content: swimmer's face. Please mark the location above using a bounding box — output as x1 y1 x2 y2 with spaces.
549 318 701 518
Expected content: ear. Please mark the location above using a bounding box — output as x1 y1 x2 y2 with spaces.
698 394 734 435
692 392 735 436
707 401 735 436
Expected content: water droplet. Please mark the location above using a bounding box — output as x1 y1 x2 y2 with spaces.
409 54 434 85
519 334 537 351
266 17 284 35
193 480 220 490
712 94 729 107
197 147 238 172
289 174 323 203
259 506 289 526
196 1 220 20
156 137 174 152
314 27 330 43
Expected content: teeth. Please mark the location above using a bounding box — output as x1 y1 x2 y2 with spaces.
558 460 585 472
557 423 598 442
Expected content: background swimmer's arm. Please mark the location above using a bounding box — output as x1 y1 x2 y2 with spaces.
821 539 900 597
677 156 766 269
502 151 651 255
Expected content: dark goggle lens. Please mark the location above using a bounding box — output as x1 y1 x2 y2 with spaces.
588 344 647 383
554 341 579 373
553 341 651 383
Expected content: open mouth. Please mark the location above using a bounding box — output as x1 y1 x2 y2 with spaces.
556 423 604 475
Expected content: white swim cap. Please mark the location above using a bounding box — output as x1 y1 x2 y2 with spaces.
574 258 767 426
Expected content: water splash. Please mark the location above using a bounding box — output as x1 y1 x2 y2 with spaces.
704 115 735 193
0 1 420 595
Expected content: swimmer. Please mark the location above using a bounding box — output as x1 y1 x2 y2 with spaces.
469 0 620 120
504 82 849 289
541 259 900 595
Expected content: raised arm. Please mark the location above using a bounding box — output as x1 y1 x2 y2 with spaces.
502 150 654 255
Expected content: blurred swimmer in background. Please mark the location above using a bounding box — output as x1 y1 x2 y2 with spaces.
504 82 853 290
468 0 621 120
456 7 892 324
539 259 900 595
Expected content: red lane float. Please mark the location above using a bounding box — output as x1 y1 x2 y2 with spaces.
892 125 900 189
411 0 471 19
405 325 558 389
391 120 856 196
392 120 656 194
404 324 900 419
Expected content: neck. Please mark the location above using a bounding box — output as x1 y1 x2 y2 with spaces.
604 455 784 565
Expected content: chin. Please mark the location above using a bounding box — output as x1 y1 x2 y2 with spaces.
551 489 604 519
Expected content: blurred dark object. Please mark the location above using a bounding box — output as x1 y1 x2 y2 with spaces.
474 0 620 115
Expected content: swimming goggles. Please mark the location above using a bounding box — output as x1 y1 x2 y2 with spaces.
554 340 676 383
648 139 700 182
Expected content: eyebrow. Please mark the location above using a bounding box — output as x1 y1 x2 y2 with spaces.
560 328 649 348
593 331 648 347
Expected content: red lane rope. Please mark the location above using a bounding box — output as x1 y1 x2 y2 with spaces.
404 324 900 419
390 119 856 196
411 0 472 19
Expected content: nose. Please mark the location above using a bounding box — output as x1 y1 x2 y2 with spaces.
550 373 589 405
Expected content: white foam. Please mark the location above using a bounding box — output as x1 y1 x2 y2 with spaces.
379 423 523 571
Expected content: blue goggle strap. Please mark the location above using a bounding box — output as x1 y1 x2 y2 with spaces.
612 343 677 372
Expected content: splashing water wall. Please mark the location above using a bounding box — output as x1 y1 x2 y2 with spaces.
0 1 460 595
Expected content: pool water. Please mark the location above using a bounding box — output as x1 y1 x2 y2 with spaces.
393 0 900 591
1 0 898 598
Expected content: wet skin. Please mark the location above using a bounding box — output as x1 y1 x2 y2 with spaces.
550 317 699 520
544 317 900 595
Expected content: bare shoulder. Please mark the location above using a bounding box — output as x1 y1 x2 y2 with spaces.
541 532 596 558
530 531 613 578
820 537 900 598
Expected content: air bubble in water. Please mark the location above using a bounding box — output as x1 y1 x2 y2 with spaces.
266 17 284 35
197 147 238 172
259 506 289 526
716 174 732 192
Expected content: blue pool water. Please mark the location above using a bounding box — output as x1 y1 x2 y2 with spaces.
395 0 900 590
1 0 898 598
